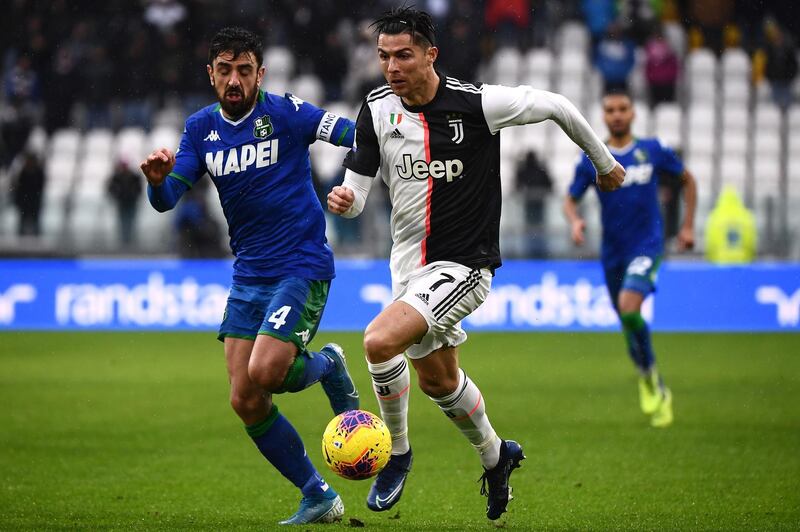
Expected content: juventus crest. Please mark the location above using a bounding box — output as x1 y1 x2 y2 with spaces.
448 118 464 144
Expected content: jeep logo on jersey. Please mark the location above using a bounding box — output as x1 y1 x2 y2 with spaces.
253 115 273 139
396 153 464 182
205 139 279 177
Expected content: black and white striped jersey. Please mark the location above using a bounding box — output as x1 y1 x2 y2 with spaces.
343 74 615 285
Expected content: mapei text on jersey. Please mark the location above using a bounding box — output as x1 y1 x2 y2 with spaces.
204 139 280 177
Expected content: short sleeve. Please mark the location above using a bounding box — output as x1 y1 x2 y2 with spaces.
342 100 380 177
568 155 595 200
171 123 206 187
656 139 684 176
283 93 326 145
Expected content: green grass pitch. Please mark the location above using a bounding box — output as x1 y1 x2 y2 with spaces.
1 331 799 530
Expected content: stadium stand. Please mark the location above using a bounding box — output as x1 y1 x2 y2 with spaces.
0 2 797 259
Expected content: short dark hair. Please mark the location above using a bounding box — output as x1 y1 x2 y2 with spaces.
371 6 437 48
208 27 263 67
602 89 633 102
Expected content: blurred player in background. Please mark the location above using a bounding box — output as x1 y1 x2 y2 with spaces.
327 7 625 520
140 27 359 525
564 91 697 428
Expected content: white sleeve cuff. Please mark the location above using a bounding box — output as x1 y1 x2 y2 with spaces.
341 169 374 218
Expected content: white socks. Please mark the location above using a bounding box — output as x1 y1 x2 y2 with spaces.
430 368 502 469
367 354 411 455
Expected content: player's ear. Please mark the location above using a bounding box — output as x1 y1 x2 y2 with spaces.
257 65 266 86
207 64 214 86
427 46 438 65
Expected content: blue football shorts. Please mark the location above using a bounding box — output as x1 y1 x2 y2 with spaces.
604 255 662 304
217 277 330 351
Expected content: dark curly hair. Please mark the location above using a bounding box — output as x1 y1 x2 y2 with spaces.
370 6 437 48
208 26 263 67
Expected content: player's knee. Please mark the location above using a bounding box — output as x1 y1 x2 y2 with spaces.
363 328 399 363
247 358 286 393
618 299 640 315
229 390 263 418
417 373 458 399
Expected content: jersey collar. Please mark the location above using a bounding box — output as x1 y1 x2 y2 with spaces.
607 138 637 156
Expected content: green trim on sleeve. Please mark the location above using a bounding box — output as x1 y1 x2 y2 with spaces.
168 172 193 188
335 125 351 146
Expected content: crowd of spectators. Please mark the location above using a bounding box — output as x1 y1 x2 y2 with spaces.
1 0 798 254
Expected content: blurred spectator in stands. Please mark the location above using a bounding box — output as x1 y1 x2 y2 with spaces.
2 54 41 167
594 22 636 92
617 0 661 45
317 29 349 102
344 20 385 103
107 160 142 246
687 0 734 53
10 150 46 237
516 152 553 257
644 26 680 106
44 21 89 133
705 186 756 264
121 28 154 129
582 0 616 48
174 180 224 258
155 31 187 106
763 18 798 110
485 0 531 49
82 46 113 129
439 16 481 80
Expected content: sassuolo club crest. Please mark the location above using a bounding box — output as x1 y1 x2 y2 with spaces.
253 115 273 139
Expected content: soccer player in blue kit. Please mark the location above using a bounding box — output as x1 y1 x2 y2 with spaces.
564 91 697 427
140 27 359 524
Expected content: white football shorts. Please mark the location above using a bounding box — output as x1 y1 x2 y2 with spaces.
394 261 492 359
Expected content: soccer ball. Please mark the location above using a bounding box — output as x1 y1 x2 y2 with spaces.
321 409 392 480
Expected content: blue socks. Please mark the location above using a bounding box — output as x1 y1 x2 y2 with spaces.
619 311 655 373
246 405 335 499
280 350 335 393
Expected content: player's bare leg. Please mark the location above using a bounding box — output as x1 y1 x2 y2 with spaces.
618 290 672 427
225 337 343 524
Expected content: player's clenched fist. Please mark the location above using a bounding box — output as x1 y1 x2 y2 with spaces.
140 148 176 187
596 162 626 192
327 185 355 215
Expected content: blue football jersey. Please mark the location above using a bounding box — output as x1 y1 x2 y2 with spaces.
569 138 684 266
153 90 354 284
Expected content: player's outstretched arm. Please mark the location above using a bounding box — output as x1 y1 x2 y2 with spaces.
677 169 698 251
563 195 586 246
141 148 189 212
482 85 624 190
327 170 374 219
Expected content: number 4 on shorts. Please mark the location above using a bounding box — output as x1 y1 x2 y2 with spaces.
268 305 292 329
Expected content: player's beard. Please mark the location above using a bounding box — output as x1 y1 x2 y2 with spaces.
219 86 256 120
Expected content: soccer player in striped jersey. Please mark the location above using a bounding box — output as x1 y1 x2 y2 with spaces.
327 7 625 520
564 91 697 428
140 27 359 525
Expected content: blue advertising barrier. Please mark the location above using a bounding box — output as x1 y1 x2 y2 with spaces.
0 259 798 332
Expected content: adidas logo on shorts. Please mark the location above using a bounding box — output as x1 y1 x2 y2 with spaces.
390 128 404 139
415 292 430 305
